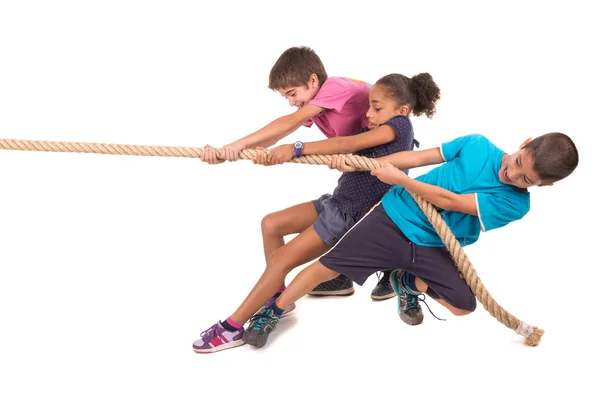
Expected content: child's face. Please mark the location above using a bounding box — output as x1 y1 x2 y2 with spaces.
276 74 320 108
365 85 407 129
498 147 542 189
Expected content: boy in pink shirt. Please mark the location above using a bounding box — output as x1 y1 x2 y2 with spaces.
201 46 395 299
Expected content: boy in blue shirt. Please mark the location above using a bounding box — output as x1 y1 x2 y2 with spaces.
241 132 578 347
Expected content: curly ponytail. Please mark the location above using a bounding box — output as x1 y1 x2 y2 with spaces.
375 73 441 118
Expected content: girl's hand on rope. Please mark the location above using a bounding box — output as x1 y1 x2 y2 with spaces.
266 144 294 165
222 142 246 162
328 155 359 172
252 147 269 165
371 161 407 184
200 145 225 164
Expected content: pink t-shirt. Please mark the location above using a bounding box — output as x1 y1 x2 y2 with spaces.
302 77 370 138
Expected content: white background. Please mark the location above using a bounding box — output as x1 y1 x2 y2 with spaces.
1 1 598 399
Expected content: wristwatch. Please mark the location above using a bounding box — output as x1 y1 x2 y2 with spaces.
293 141 304 158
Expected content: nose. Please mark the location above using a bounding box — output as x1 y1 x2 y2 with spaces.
506 166 518 181
366 109 373 119
288 98 295 106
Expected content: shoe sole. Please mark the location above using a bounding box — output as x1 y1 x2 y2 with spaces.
193 339 245 354
371 292 396 301
400 314 423 326
307 287 355 296
243 329 272 348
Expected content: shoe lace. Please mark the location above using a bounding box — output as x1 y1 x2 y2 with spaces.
416 294 446 321
199 324 219 341
248 310 278 331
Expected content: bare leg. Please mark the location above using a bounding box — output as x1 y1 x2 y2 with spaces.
261 202 318 261
415 277 473 316
276 261 340 309
230 226 329 324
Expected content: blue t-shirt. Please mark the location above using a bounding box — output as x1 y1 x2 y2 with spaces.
382 134 530 247
329 115 415 217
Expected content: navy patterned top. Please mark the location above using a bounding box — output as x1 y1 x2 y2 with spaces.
328 115 415 217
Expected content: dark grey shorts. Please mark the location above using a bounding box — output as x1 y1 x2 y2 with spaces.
312 194 359 248
319 204 477 312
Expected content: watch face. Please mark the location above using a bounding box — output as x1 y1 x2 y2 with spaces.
294 142 302 148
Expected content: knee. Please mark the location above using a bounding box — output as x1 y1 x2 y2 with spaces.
261 213 282 236
451 293 477 316
451 308 473 316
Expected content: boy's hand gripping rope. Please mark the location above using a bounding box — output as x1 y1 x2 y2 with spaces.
0 138 544 346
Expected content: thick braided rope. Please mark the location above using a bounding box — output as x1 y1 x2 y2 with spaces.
0 138 543 345
0 138 381 170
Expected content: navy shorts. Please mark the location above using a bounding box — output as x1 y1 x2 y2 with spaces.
312 194 359 248
319 204 477 312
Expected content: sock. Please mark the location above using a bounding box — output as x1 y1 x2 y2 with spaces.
267 302 285 317
402 272 420 294
221 317 243 332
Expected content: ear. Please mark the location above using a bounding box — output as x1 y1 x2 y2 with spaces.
519 137 532 149
309 73 319 89
398 105 410 116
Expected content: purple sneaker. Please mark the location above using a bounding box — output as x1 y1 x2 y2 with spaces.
192 321 245 354
257 296 296 317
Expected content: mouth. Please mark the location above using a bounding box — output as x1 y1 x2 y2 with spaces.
367 121 375 129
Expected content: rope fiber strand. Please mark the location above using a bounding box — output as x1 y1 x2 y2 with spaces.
0 137 544 346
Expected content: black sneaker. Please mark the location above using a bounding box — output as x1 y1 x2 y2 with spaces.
243 308 280 348
308 275 355 296
389 269 423 325
370 271 395 301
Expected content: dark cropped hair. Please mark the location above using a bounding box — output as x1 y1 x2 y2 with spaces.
375 73 441 118
268 46 328 90
523 132 579 184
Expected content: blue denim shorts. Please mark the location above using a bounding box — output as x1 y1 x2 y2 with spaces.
312 194 359 248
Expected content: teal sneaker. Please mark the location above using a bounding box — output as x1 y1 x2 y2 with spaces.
243 308 280 348
390 269 424 325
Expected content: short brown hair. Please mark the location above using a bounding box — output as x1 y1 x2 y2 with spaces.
524 132 579 184
268 46 328 90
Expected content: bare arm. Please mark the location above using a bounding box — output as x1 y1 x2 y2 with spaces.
235 104 323 149
302 125 397 155
261 123 399 165
371 163 477 215
399 179 478 215
377 147 445 170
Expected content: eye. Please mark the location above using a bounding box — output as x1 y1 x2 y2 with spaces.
374 108 382 112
